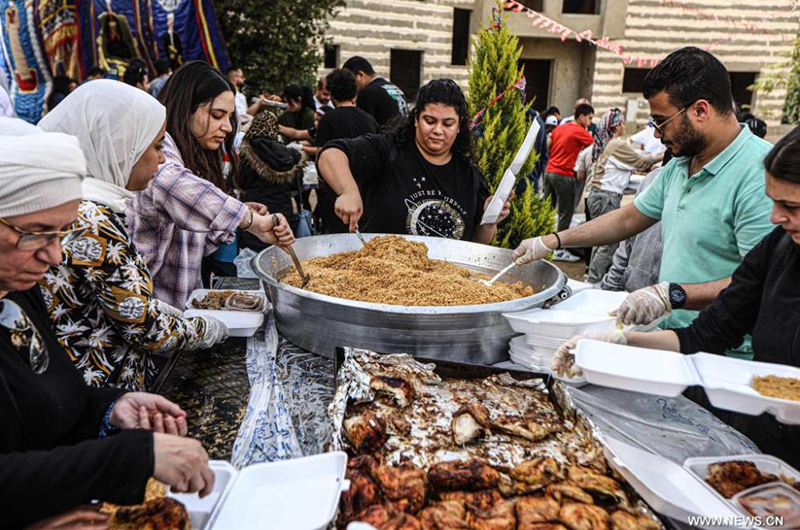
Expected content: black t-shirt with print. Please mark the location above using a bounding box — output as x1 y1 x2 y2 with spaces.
323 134 490 241
356 77 409 127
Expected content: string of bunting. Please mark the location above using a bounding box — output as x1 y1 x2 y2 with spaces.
504 0 660 68
469 75 527 130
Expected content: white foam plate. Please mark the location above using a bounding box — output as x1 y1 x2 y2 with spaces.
553 289 663 332
185 289 266 338
503 308 616 340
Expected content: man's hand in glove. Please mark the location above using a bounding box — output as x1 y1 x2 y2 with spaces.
552 331 627 378
513 236 554 266
611 281 671 327
196 316 229 349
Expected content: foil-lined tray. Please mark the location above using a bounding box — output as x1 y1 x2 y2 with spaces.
330 348 664 527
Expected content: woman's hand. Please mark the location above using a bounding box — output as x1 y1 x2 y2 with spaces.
153 433 215 497
25 506 109 529
244 202 269 216
335 190 364 232
249 213 295 247
482 190 515 224
110 393 188 436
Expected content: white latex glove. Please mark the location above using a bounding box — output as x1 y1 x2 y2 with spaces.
155 299 185 318
196 316 229 349
611 281 671 327
552 331 628 378
512 236 553 266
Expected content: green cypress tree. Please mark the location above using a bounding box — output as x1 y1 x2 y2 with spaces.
467 1 555 249
749 24 800 124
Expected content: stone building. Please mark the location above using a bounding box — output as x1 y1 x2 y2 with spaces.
321 0 798 135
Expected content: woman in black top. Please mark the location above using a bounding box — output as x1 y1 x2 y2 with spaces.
0 125 213 527
277 85 316 143
554 126 800 467
239 111 307 251
317 79 511 244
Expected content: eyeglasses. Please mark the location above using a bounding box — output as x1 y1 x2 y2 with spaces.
0 217 87 251
648 106 688 136
0 299 49 374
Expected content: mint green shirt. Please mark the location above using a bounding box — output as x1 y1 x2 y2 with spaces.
633 126 774 357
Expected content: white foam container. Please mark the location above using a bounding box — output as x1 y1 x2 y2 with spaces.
185 289 266 338
554 289 663 332
603 437 744 528
503 307 616 340
574 341 800 425
168 452 349 530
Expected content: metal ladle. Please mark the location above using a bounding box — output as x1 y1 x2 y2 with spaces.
354 227 367 247
478 262 516 287
284 245 310 288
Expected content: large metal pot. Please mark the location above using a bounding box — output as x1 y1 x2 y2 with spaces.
253 234 567 364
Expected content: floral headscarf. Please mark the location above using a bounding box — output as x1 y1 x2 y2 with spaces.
592 108 625 163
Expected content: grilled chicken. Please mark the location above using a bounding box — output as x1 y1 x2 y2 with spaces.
419 500 469 530
451 403 492 445
370 462 428 514
558 503 609 530
429 459 501 492
371 375 416 408
609 510 662 529
510 457 565 488
519 525 569 530
493 415 559 442
356 504 423 530
465 499 516 530
345 411 389 453
567 467 628 505
439 490 504 513
516 495 561 526
110 498 190 530
706 461 778 499
546 482 594 505
340 458 383 524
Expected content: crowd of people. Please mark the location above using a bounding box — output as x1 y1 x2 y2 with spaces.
0 43 797 525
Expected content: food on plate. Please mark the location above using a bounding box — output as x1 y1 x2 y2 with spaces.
465 499 516 530
282 236 533 306
451 403 492 445
752 374 800 402
109 497 190 530
429 459 501 492
344 411 389 454
737 484 800 525
189 290 265 311
516 495 561 525
371 375 416 408
705 460 778 498
558 503 609 530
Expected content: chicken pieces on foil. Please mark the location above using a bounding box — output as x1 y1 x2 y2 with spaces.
429 459 501 492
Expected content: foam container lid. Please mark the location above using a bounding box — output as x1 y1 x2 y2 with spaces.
603 437 745 528
168 452 348 530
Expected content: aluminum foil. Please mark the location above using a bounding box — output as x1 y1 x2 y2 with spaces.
331 347 663 526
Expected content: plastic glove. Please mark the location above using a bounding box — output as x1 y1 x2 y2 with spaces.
512 236 553 266
196 316 229 349
552 331 628 378
611 281 670 327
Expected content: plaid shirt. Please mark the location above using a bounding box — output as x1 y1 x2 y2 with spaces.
128 133 247 308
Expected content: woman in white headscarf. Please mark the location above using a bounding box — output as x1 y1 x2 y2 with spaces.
0 119 214 527
38 80 228 391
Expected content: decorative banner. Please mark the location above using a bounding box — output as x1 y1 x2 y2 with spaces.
469 74 526 129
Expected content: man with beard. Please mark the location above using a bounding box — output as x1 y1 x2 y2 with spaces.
513 47 774 357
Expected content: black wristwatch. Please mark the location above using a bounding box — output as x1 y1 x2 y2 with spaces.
668 283 687 309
